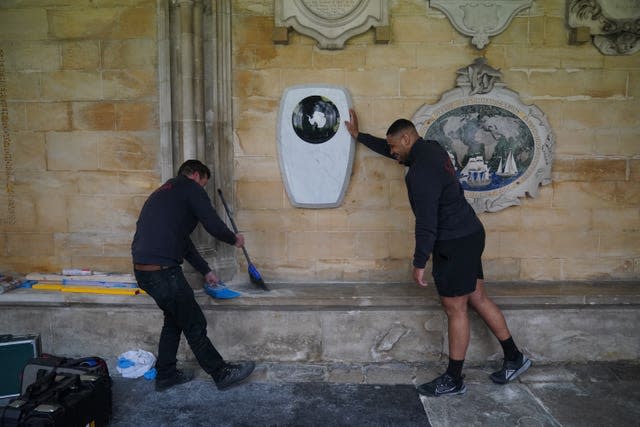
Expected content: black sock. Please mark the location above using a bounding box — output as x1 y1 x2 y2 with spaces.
499 336 521 361
446 358 464 380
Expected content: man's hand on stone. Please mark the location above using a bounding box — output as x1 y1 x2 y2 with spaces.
234 233 245 248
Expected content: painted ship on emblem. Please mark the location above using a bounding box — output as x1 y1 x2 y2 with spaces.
496 151 518 177
460 155 491 187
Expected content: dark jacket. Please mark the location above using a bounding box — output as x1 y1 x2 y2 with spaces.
131 175 236 275
358 133 483 268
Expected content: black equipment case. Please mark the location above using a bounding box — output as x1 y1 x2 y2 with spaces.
0 335 41 399
0 354 112 427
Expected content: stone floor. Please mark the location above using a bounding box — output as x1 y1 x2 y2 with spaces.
4 360 638 426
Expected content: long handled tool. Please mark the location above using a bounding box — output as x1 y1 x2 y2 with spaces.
217 189 269 291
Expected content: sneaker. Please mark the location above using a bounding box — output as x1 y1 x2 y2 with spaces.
213 361 255 390
417 373 466 397
155 368 195 392
490 353 532 384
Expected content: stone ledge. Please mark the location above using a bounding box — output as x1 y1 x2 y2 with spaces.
1 280 639 310
1 281 638 364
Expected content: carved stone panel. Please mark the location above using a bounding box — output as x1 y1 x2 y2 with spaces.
429 0 533 49
567 0 640 55
274 0 389 50
412 59 555 213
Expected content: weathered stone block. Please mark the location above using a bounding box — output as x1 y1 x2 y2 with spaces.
345 70 398 97
483 258 520 281
102 70 157 100
321 311 443 362
581 70 628 98
236 181 285 209
527 70 582 97
47 8 120 39
46 131 99 171
479 207 522 231
118 7 155 39
239 230 287 261
593 208 639 231
554 129 595 156
34 193 67 231
0 41 60 72
26 102 70 131
235 156 280 182
6 72 41 100
54 232 108 257
328 365 365 384
499 231 552 258
316 209 349 231
388 231 415 260
236 209 315 232
6 232 53 256
98 131 158 171
42 71 103 101
552 181 617 209
399 69 432 98
550 231 599 258
342 180 389 208
233 69 282 98
12 131 46 171
563 102 616 130
391 15 430 43
0 9 48 40
366 44 416 69
207 310 323 362
521 207 590 231
281 68 346 88
600 232 640 257
102 40 157 70
75 171 119 195
232 15 273 46
347 209 411 232
389 179 410 208
600 130 640 156
72 102 116 130
563 258 634 280
61 41 100 70
254 45 313 69
312 47 366 69
355 232 389 259
287 231 355 260
505 46 604 69
492 16 529 45
115 102 157 131
235 127 277 156
364 363 418 385
234 97 279 131
66 195 138 232
416 45 475 70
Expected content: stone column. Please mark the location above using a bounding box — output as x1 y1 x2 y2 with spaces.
161 0 236 285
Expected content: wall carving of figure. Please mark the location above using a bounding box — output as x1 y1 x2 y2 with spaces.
567 0 640 55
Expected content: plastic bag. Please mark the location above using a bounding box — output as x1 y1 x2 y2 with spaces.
116 349 156 379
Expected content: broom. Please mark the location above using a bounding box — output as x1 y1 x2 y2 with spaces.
217 189 269 291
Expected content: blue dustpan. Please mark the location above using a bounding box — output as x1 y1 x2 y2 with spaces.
204 283 241 299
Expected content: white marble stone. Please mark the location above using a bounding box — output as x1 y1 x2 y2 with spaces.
277 85 354 208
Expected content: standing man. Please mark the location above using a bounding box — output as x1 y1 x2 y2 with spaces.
132 159 255 392
345 111 531 397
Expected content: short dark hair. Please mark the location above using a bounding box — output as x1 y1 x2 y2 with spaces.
386 119 415 137
177 159 211 179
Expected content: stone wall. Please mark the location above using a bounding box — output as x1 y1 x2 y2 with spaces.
231 0 640 282
0 0 638 283
0 0 159 274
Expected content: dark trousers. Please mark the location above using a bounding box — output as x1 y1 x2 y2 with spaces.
134 266 224 379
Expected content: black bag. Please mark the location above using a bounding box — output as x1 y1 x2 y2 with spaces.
0 354 112 427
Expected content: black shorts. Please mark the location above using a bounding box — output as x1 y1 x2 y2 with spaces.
431 229 485 297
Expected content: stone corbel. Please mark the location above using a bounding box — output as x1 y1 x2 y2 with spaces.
273 0 389 50
429 0 533 49
567 0 640 55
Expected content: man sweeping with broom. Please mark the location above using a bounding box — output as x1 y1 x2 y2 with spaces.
132 159 255 392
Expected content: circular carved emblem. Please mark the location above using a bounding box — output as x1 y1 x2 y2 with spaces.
291 96 340 144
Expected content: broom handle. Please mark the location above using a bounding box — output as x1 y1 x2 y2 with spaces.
217 189 252 264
